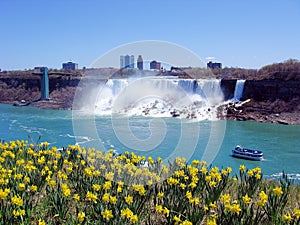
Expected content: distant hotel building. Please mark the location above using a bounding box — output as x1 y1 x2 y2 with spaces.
137 55 143 70
62 61 78 70
150 60 161 70
207 61 222 69
120 55 134 68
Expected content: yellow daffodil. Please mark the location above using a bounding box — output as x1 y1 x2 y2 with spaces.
121 208 133 219
130 214 138 223
102 193 110 203
92 184 101 191
180 183 186 190
73 194 80 201
186 191 192 199
132 184 146 196
105 172 114 181
247 170 254 177
173 215 181 223
48 180 56 188
30 185 38 192
125 195 133 205
231 203 241 214
273 187 283 196
86 191 98 203
242 194 251 204
192 159 201 166
220 193 231 204
293 208 300 219
62 187 71 198
283 212 292 222
190 197 200 205
0 189 9 200
101 209 113 221
103 181 112 191
18 183 26 191
14 173 23 180
157 192 164 199
255 173 261 180
163 207 170 217
259 191 268 202
109 195 117 204
11 195 23 206
209 201 216 210
206 217 217 225
77 212 85 223
239 165 246 172
155 205 163 213
181 220 193 225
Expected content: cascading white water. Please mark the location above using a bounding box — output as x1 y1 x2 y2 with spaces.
233 80 245 101
106 79 129 96
94 77 224 120
197 79 224 105
178 79 198 93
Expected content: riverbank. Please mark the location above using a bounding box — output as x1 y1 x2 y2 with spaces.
225 108 300 125
220 98 300 125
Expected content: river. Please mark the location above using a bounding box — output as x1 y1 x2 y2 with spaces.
1 103 299 181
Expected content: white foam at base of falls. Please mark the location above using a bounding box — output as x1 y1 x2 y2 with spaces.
89 77 224 121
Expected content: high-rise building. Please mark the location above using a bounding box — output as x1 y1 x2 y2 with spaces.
130 55 134 68
137 55 143 70
124 55 130 68
150 60 161 70
120 56 125 68
120 55 134 68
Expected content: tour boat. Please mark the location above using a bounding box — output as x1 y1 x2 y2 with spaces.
232 145 263 161
13 100 30 107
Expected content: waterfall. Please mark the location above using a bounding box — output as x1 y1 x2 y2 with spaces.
197 79 224 105
233 80 245 101
106 79 129 96
93 77 225 120
178 79 198 93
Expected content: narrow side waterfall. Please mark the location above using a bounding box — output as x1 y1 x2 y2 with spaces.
233 80 245 101
93 77 224 120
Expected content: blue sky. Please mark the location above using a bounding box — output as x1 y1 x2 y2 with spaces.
0 0 299 70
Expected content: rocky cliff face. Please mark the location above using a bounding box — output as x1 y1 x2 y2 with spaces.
0 75 81 109
242 80 300 101
220 79 300 124
220 79 236 100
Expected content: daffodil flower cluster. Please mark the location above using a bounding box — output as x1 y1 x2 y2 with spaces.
0 140 299 224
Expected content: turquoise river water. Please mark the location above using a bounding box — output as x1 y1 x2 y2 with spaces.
1 104 299 180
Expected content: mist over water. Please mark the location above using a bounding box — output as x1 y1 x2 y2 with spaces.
81 76 225 120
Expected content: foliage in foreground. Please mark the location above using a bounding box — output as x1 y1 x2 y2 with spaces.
0 140 299 225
